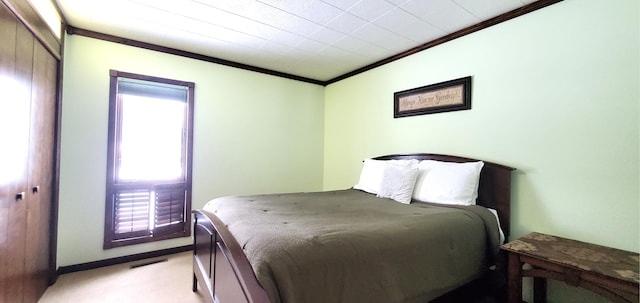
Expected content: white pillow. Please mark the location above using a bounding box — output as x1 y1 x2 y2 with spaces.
353 159 387 194
412 160 484 205
376 162 419 204
354 159 418 195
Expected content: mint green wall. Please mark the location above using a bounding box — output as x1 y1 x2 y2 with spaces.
324 0 638 302
58 35 325 266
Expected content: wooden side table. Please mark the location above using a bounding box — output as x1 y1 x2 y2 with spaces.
501 232 639 303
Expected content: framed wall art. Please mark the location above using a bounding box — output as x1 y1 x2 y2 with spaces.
394 76 471 118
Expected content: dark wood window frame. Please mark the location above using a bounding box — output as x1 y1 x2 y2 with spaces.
104 69 195 249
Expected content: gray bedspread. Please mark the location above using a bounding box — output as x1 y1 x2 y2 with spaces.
203 189 500 303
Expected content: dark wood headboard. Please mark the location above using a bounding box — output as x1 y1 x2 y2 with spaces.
372 153 515 240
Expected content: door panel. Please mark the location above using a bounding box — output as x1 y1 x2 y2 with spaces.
0 5 19 302
24 39 57 303
0 4 33 302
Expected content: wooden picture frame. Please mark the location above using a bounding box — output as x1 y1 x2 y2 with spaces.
394 76 471 118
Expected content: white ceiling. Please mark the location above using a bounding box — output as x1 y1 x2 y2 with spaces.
56 0 540 82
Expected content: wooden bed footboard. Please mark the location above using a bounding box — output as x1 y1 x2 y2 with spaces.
192 210 271 303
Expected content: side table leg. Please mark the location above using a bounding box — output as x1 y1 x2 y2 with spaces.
533 276 547 303
507 253 523 303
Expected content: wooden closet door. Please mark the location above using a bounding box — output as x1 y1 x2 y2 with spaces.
0 3 33 303
23 36 58 303
0 6 20 302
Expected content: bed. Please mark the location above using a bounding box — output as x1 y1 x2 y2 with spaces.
192 153 515 303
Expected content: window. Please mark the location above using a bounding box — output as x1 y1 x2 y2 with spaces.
104 70 194 249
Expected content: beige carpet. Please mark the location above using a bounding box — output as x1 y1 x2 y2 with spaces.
39 252 206 303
